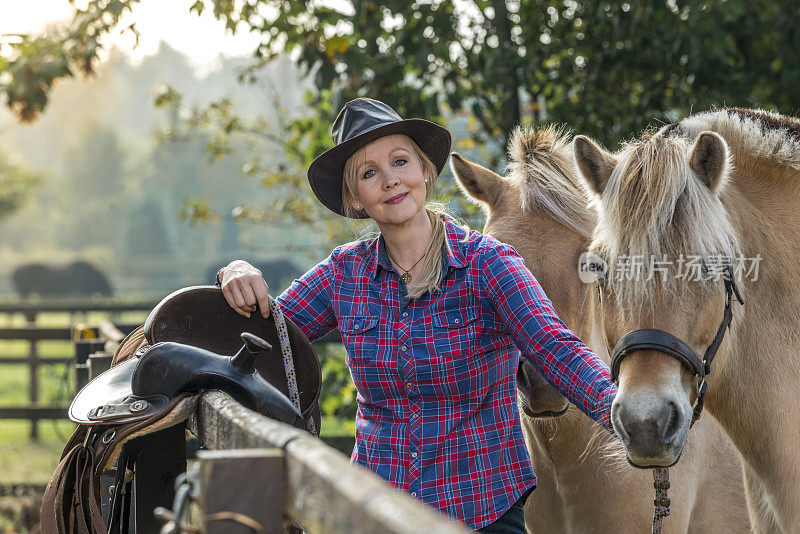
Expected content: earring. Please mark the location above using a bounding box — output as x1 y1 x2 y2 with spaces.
356 205 361 210
424 178 428 183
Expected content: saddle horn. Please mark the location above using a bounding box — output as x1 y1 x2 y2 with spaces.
231 332 273 374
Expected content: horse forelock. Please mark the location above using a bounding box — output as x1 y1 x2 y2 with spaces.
593 133 740 312
506 124 596 238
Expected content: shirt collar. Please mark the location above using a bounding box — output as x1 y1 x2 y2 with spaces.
367 216 468 279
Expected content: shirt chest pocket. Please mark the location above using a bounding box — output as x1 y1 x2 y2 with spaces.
340 315 380 366
422 307 480 401
431 307 478 363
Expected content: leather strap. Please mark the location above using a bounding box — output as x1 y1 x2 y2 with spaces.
269 297 317 435
611 329 704 382
41 429 107 534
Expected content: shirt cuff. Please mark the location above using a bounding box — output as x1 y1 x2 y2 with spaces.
597 384 618 434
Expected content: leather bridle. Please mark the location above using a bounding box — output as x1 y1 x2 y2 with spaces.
609 267 745 425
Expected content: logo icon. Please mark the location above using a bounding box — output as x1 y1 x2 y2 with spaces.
578 252 607 284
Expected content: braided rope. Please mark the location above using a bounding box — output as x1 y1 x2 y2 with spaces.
269 297 317 435
652 467 671 534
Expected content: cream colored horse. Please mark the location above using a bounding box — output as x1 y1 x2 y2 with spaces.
450 125 749 533
572 108 800 532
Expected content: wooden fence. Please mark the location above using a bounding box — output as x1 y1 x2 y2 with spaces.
187 391 467 533
0 300 155 439
68 328 463 532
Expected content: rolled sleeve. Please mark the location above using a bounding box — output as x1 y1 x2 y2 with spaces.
276 250 338 342
480 241 617 429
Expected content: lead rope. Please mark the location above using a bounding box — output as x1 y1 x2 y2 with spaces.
268 298 318 436
652 467 671 533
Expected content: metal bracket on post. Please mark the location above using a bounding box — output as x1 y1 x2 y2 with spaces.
199 448 286 534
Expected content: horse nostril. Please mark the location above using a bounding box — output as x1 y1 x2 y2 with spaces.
612 402 631 442
659 401 681 443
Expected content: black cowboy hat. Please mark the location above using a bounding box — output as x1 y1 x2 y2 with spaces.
307 98 452 218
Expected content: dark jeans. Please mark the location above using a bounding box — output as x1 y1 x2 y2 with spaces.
477 494 527 534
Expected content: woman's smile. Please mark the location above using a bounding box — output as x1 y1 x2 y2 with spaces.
385 192 408 205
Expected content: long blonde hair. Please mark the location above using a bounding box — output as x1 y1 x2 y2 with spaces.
342 135 448 299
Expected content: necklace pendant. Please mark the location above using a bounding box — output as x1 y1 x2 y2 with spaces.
401 272 412 284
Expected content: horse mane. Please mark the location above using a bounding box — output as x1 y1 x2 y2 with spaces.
662 107 800 171
506 124 596 239
592 132 741 312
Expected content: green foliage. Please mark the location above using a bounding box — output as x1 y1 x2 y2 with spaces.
316 343 358 420
0 152 43 220
4 0 800 151
0 0 140 121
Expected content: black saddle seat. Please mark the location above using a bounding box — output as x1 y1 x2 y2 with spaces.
70 332 304 429
133 334 303 427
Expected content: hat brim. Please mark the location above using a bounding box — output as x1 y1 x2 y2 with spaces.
307 119 452 218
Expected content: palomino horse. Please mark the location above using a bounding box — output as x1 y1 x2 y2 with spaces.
572 108 800 532
450 125 749 533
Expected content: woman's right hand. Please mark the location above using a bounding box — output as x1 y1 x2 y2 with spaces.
218 260 271 318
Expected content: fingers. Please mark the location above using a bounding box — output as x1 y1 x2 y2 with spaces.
222 282 253 318
219 261 271 318
253 279 271 318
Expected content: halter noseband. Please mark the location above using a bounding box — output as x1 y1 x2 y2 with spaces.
609 267 744 425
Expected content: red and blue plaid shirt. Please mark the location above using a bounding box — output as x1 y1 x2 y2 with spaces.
277 217 617 529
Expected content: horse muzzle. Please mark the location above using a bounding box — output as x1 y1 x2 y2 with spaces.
611 391 691 468
516 359 569 418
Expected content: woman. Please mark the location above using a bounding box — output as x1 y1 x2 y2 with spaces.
217 98 617 532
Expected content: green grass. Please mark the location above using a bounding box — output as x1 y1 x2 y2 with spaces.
0 423 75 484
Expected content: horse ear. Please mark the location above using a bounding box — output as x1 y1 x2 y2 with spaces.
450 152 504 206
688 131 728 192
573 136 617 195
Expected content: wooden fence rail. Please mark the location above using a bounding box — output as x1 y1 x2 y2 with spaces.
189 391 468 534
0 300 156 439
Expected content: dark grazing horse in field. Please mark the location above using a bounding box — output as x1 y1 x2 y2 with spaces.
12 261 113 298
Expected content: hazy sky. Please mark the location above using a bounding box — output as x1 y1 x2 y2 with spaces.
0 0 265 72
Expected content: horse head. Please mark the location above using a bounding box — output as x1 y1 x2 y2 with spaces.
450 126 604 418
573 130 739 467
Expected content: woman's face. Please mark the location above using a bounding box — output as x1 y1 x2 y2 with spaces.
347 134 430 228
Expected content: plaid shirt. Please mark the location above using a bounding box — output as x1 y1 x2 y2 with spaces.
277 218 616 529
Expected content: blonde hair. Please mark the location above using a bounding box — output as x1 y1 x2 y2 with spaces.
342 135 448 299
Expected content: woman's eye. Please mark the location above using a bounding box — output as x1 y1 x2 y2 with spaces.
394 158 407 166
363 169 375 179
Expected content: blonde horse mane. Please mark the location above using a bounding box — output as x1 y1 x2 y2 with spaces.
662 107 800 171
591 130 740 313
506 124 596 239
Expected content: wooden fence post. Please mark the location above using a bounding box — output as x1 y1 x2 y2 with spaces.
88 352 113 379
200 448 287 534
28 336 39 440
125 424 187 533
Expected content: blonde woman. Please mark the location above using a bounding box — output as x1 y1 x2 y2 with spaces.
217 98 617 532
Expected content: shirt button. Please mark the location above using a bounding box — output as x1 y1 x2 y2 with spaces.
411 452 418 458
406 382 412 388
454 318 460 324
400 345 407 352
354 324 360 329
410 491 417 498
402 312 409 318
411 413 419 420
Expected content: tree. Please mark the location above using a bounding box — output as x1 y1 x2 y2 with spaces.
3 1 800 150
